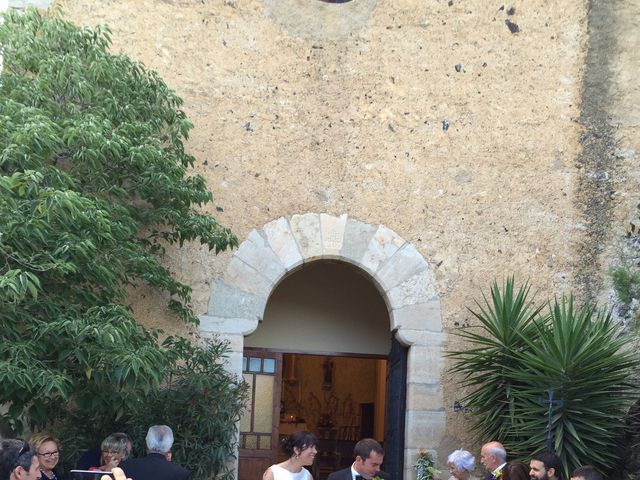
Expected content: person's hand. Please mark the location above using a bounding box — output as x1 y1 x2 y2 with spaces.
103 467 131 480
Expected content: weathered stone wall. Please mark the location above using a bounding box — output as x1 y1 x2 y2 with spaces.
48 0 640 468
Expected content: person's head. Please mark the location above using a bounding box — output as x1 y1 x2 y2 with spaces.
530 450 563 480
100 433 132 467
28 433 60 473
146 426 174 455
503 461 530 480
353 438 384 479
0 439 40 480
281 431 318 466
447 450 475 480
570 466 603 480
480 441 506 472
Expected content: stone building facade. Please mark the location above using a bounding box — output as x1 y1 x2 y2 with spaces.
10 0 640 477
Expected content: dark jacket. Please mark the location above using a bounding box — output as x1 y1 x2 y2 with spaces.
120 453 189 480
327 467 390 480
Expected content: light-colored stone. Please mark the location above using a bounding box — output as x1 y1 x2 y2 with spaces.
263 217 304 270
407 344 444 383
387 268 439 309
405 410 447 448
391 302 443 332
360 225 406 274
340 217 378 269
406 383 444 411
199 315 258 336
320 213 348 255
377 244 429 292
235 229 286 284
290 213 323 260
224 256 274 297
207 279 267 321
396 329 445 347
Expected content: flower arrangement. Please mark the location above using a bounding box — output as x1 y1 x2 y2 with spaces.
414 450 440 480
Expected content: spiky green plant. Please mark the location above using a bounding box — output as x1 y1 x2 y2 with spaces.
447 277 544 441
449 279 639 478
507 296 638 477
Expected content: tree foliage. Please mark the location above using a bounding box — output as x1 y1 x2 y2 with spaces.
0 8 244 478
448 278 639 478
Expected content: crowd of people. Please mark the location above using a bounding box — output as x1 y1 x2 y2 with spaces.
0 425 186 480
262 433 606 480
0 428 608 480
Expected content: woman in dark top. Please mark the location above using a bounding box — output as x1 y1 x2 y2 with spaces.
29 432 63 480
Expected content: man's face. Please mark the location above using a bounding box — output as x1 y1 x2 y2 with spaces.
480 447 497 472
14 456 41 480
530 460 551 480
354 451 384 479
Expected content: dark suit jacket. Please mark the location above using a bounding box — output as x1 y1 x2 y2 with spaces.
120 453 189 480
327 467 390 480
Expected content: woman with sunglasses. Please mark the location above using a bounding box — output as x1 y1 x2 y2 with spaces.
0 439 41 480
29 433 62 480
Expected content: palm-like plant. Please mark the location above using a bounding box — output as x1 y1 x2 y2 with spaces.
447 277 544 441
449 280 639 478
507 296 638 476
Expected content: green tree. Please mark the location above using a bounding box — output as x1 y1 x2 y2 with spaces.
448 278 639 478
0 8 244 478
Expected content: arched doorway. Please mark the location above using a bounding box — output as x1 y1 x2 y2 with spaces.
199 213 445 480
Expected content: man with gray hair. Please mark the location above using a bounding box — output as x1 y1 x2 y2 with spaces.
480 441 507 480
120 426 188 480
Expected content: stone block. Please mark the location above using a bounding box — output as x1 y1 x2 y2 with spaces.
320 213 348 255
263 217 304 270
224 256 274 297
376 244 428 292
396 329 444 347
406 382 444 411
207 279 267 321
407 344 444 384
235 229 286 283
340 217 377 268
404 410 447 448
391 302 442 332
387 268 439 309
199 315 258 336
360 224 405 273
290 213 322 259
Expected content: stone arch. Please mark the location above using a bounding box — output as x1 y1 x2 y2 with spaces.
199 213 445 478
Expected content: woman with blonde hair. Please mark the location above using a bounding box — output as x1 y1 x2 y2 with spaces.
29 432 62 480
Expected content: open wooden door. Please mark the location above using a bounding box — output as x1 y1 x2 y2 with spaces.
238 350 282 480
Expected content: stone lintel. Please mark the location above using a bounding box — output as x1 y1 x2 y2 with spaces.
263 217 304 270
395 329 444 347
199 315 258 336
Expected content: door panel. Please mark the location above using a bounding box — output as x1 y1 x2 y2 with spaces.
384 331 408 480
238 350 282 480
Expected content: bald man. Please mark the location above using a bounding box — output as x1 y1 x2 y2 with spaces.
480 441 506 480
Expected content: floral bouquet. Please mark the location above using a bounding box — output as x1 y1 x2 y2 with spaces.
414 450 440 480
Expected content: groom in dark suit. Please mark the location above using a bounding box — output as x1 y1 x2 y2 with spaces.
328 438 389 480
120 425 188 480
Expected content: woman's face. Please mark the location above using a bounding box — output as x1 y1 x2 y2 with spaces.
37 440 60 471
295 444 317 466
101 448 126 468
449 462 466 480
